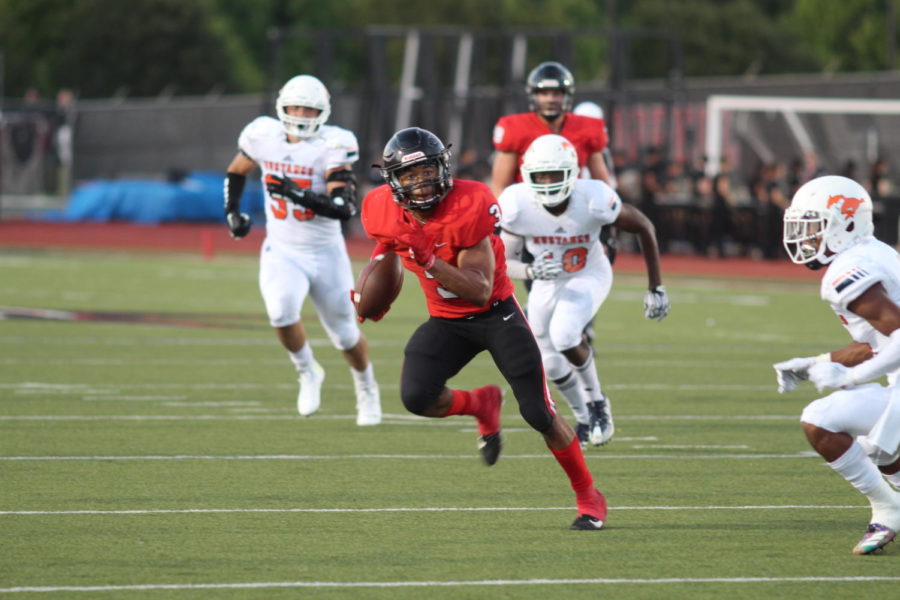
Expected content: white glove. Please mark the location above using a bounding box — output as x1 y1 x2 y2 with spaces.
643 285 670 321
772 356 816 394
527 250 564 280
809 362 856 392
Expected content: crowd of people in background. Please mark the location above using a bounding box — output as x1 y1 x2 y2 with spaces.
471 145 896 262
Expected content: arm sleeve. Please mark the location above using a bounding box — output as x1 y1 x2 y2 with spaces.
224 172 246 215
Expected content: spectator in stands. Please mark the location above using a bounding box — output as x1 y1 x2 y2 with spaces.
455 148 491 183
841 159 859 181
870 157 893 201
752 165 789 260
708 171 735 258
690 165 714 254
639 167 666 253
787 157 805 197
53 89 76 197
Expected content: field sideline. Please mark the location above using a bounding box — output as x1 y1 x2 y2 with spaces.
0 220 818 281
0 235 893 599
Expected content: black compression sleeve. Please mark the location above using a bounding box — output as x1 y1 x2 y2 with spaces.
224 172 246 215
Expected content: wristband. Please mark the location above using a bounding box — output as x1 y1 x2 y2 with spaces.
815 353 831 363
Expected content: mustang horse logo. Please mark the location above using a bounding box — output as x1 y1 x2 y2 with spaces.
827 194 865 220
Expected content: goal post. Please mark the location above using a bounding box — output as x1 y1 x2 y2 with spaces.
704 94 900 177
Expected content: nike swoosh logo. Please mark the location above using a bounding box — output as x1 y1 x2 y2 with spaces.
502 313 514 321
587 518 604 528
435 242 448 248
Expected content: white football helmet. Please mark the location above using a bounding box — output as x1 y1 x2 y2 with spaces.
783 175 874 266
520 134 579 207
574 101 604 120
276 75 331 139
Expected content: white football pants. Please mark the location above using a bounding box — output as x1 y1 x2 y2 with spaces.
258 237 361 351
527 269 612 381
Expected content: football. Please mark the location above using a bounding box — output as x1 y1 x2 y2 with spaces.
354 250 403 320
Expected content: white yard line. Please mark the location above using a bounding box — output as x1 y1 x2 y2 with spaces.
0 452 818 461
2 575 897 594
0 504 865 516
0 414 797 421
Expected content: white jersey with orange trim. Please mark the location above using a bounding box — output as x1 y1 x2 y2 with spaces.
498 178 621 279
498 178 622 380
801 236 900 465
238 116 358 251
821 236 900 371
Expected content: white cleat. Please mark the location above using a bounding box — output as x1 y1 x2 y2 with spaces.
355 382 382 426
852 523 896 555
297 361 325 417
588 395 615 446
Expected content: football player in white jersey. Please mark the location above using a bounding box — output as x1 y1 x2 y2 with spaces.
774 175 900 555
223 74 381 426
498 134 668 448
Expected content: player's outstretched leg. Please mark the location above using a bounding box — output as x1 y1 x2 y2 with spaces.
545 419 608 530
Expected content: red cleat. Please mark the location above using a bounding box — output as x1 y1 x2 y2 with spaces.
472 385 503 466
571 489 607 530
472 385 503 436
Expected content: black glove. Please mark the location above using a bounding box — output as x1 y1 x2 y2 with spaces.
226 212 252 239
266 174 311 206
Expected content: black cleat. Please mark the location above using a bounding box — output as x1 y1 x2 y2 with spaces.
570 514 606 530
478 432 502 466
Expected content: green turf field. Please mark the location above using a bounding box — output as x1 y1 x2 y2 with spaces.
1 248 897 598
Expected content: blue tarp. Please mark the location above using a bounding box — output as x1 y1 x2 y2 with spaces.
57 171 265 224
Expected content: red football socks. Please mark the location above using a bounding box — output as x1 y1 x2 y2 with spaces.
446 387 501 435
551 436 603 514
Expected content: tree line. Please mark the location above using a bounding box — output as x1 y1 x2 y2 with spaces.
1 0 895 100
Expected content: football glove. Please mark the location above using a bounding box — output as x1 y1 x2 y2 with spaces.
643 285 670 321
772 356 816 394
267 174 357 220
266 174 310 204
526 250 564 280
350 290 390 323
809 362 856 393
397 215 436 269
225 212 252 239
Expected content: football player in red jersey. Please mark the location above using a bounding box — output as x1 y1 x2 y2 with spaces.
357 127 608 530
490 61 613 198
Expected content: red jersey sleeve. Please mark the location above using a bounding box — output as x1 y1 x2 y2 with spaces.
562 114 609 157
